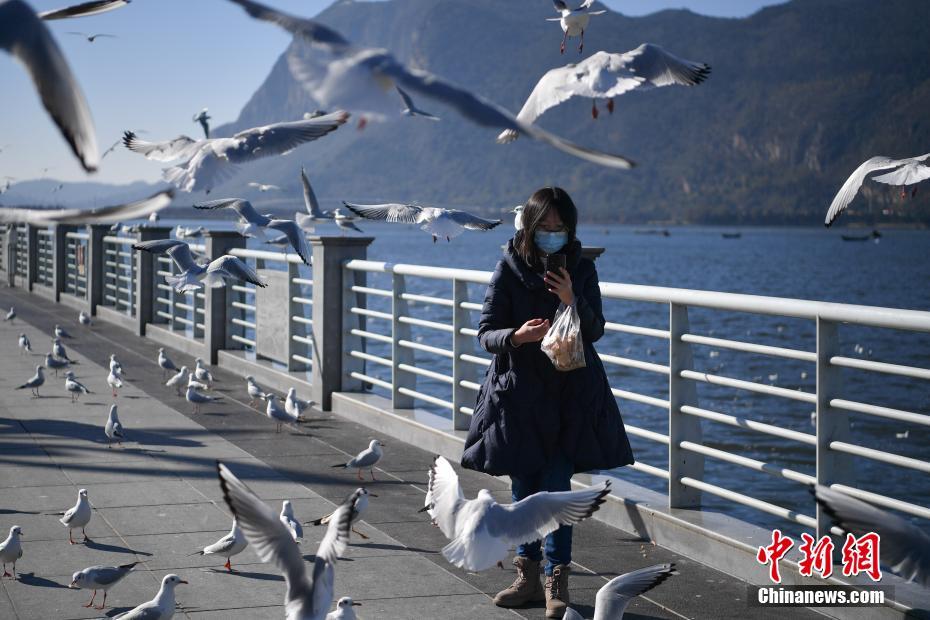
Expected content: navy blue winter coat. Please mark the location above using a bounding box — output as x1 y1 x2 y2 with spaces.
461 236 634 477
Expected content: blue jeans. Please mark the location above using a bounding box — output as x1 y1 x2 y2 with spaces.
511 453 573 575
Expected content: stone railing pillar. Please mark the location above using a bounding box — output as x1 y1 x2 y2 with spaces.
309 236 374 411
26 225 39 292
3 228 14 287
86 225 107 315
52 225 74 301
204 231 247 364
134 226 172 336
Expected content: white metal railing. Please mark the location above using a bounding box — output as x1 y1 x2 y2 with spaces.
64 230 89 299
35 228 53 286
14 225 27 277
229 247 313 370
342 259 930 542
102 235 136 314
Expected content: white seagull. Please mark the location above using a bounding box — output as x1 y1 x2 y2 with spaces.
158 347 177 378
295 166 332 231
224 0 635 169
246 376 268 407
824 154 930 226
193 107 210 138
396 85 440 121
113 573 187 620
133 238 267 292
3 306 15 321
64 370 91 402
562 563 677 620
333 208 362 234
109 353 125 376
307 487 375 541
326 597 361 620
186 385 221 414
67 31 116 43
53 337 75 361
248 181 281 192
55 323 72 338
265 393 299 433
122 111 349 194
194 357 214 385
16 365 45 397
105 404 124 446
166 366 189 396
0 190 174 225
18 333 31 354
39 0 130 21
424 455 610 571
547 0 607 55
69 561 138 610
280 500 303 542
814 485 930 587
107 367 123 397
79 310 92 326
497 44 711 143
0 526 23 580
0 0 98 171
46 352 70 377
58 488 92 544
286 388 314 420
191 520 248 572
174 224 206 239
218 462 353 620
331 440 384 481
511 204 524 230
193 198 313 266
342 201 501 243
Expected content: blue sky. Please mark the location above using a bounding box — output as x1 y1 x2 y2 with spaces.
0 0 784 186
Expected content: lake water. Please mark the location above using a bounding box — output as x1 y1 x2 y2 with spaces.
163 219 930 536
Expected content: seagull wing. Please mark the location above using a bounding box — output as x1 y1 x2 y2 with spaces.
38 0 130 20
870 155 930 186
193 197 268 225
592 564 677 620
223 0 634 170
206 256 268 288
342 202 423 224
0 190 173 225
265 220 312 266
0 0 98 172
447 209 502 231
428 456 466 539
134 239 198 272
217 463 313 606
306 502 352 618
395 84 415 110
123 131 200 162
825 156 909 226
620 43 712 90
222 112 349 164
204 532 238 555
300 167 325 217
484 482 611 547
814 485 930 587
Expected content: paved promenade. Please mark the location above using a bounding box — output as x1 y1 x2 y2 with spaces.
0 285 817 619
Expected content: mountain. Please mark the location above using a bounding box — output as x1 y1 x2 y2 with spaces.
6 0 928 225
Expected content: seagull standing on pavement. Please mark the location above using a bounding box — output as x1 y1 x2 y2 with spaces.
194 357 214 386
246 376 267 407
18 333 31 354
186 385 221 414
114 574 187 620
326 597 361 620
280 500 303 542
16 365 45 397
265 393 299 433
191 520 247 572
307 487 375 540
64 370 91 402
166 366 188 396
4 306 15 322
46 352 70 377
0 526 23 580
79 310 92 326
342 202 500 243
69 561 138 610
217 462 354 620
57 488 92 544
107 367 123 397
105 404 124 447
285 388 314 420
424 455 610 571
158 348 177 379
109 354 125 376
55 324 73 338
548 0 607 55
562 564 677 620
332 440 384 481
53 337 76 362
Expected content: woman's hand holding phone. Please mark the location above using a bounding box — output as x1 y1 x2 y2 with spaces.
544 267 574 306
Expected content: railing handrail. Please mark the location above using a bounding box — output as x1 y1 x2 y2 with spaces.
230 246 304 264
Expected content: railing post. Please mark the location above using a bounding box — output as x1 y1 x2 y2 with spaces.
25 224 38 292
52 224 72 302
452 279 477 431
815 318 852 546
668 303 704 509
134 226 171 336
203 231 246 364
391 273 416 409
86 225 106 315
287 261 308 372
4 228 14 287
341 265 366 393
308 236 374 411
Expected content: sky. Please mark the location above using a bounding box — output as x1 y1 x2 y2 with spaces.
0 0 785 187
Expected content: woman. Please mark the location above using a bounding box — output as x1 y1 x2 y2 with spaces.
461 187 634 618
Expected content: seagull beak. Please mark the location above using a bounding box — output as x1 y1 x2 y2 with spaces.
69 581 79 588
352 602 362 606
369 493 379 498
179 579 189 585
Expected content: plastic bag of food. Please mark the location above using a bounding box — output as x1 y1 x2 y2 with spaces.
540 303 586 371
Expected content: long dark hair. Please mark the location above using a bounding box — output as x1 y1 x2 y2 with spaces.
515 186 578 270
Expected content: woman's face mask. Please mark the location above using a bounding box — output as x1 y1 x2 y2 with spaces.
534 230 568 254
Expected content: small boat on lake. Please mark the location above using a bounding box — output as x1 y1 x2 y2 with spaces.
722 232 742 239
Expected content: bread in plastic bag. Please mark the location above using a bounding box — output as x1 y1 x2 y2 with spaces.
540 303 586 371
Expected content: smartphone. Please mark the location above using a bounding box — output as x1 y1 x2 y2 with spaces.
543 254 566 274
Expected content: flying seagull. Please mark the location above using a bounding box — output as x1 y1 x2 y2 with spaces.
123 111 349 193
133 238 267 292
814 485 929 587
217 461 353 620
38 0 130 21
0 189 173 225
562 564 677 620
424 455 610 571
343 202 500 243
223 0 635 169
194 198 313 265
497 44 711 142
396 86 439 121
193 107 210 138
1 0 98 171
248 181 281 192
333 208 362 234
296 166 333 230
67 31 116 42
547 0 607 55
824 154 930 226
